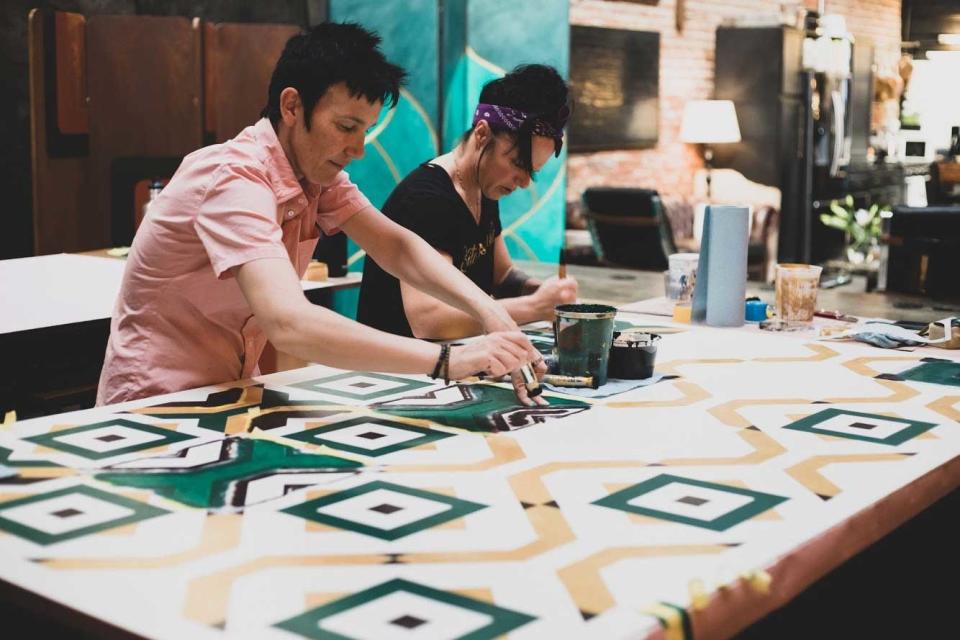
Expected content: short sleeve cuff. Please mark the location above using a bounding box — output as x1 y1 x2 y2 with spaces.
211 245 290 280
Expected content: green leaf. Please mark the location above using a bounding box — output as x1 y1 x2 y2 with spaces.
820 214 848 231
829 203 850 219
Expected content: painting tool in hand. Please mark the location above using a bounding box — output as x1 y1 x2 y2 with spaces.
558 247 567 280
518 364 543 397
542 374 597 389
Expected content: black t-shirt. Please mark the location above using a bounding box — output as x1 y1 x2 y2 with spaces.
357 163 501 337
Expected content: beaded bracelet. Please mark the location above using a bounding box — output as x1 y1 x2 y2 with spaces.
441 344 452 384
430 344 450 382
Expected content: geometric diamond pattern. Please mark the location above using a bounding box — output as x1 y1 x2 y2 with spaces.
281 416 455 457
280 480 486 541
593 473 787 532
289 372 434 401
782 408 939 446
895 360 960 388
23 419 195 461
273 578 535 639
0 484 169 545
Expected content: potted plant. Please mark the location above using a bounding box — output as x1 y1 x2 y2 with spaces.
819 195 887 265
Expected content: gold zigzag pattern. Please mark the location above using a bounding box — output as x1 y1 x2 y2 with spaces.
606 380 712 409
558 545 729 618
38 514 243 570
786 453 911 498
927 395 960 422
661 428 786 466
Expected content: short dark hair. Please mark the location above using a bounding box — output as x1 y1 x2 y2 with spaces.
261 22 407 129
466 64 571 173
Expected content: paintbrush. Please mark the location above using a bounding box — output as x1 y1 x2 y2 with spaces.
558 247 567 280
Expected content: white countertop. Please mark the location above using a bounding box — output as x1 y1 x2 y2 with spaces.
0 254 361 335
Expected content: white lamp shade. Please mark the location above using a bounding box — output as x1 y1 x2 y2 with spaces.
680 100 742 144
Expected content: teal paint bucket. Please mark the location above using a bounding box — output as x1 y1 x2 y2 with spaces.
552 304 618 386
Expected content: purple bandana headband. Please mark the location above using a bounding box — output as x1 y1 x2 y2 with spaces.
473 102 569 156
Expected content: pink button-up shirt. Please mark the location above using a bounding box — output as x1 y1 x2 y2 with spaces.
97 118 372 405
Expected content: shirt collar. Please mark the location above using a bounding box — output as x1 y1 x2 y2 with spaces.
252 118 322 204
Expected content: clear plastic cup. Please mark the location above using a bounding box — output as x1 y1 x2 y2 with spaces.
775 263 823 324
667 253 699 305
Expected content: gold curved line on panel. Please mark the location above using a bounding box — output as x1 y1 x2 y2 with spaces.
508 233 538 261
501 167 564 237
466 46 506 76
347 249 366 267
370 139 402 185
363 104 396 145
399 87 439 152
366 89 437 151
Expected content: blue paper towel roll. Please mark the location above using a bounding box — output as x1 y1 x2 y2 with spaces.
691 205 749 327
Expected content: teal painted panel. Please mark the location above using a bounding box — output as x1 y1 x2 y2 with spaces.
329 0 439 124
467 0 569 76
462 0 570 264
441 0 468 151
328 0 442 318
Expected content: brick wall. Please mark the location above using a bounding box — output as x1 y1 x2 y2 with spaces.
567 0 902 205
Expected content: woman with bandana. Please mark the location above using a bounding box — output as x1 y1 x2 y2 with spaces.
358 64 578 340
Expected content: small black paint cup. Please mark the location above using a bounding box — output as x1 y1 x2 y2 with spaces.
608 332 661 379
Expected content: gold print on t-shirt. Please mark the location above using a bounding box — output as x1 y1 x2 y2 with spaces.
459 228 497 272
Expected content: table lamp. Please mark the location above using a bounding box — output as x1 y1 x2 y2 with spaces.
680 100 742 200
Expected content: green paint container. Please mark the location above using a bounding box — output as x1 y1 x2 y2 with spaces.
553 304 618 386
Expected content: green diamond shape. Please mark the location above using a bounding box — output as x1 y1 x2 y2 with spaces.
282 417 454 457
0 484 169 545
593 473 787 531
274 578 534 639
24 419 195 460
783 408 938 445
289 372 433 401
281 480 485 541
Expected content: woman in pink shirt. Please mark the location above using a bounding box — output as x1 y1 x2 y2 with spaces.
97 23 542 407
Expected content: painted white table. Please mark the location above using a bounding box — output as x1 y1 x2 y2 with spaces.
0 314 957 639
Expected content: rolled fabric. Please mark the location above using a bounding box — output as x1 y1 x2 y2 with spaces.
691 205 749 327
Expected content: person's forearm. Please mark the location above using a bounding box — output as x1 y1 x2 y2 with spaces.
406 294 544 340
372 231 496 322
272 300 441 374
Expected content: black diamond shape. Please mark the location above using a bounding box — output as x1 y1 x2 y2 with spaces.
51 508 83 518
370 503 403 515
848 422 877 430
96 434 126 443
390 615 426 629
677 496 708 506
349 382 377 389
357 431 387 440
